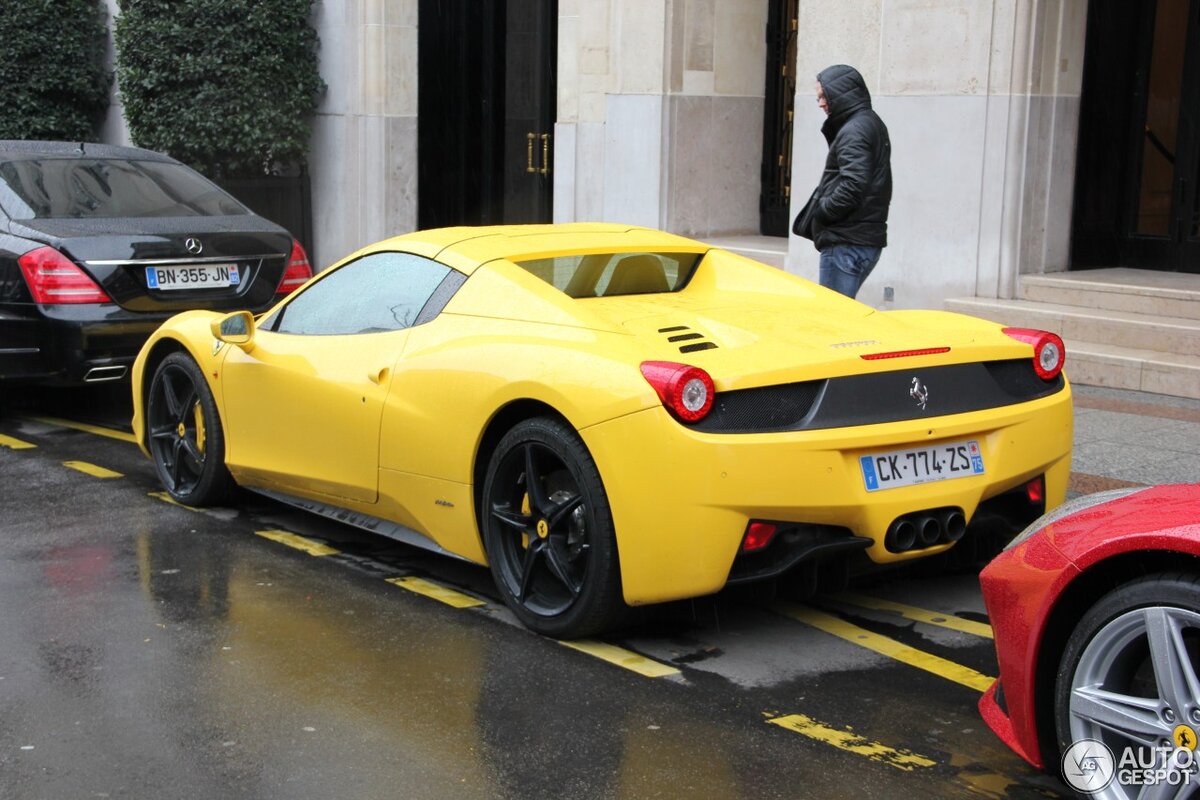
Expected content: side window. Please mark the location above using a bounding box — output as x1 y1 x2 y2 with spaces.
271 252 454 335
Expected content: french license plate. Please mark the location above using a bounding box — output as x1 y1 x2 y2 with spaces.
146 264 240 290
860 440 985 492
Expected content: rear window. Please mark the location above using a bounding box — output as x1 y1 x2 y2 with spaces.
512 251 704 298
0 158 249 220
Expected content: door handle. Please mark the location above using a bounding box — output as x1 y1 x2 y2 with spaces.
526 132 536 173
368 366 390 385
540 133 551 175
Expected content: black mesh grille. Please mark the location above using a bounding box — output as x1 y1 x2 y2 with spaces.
686 358 1064 434
985 359 1060 399
689 381 823 432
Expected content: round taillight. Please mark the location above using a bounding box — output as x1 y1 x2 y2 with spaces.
640 361 715 423
1002 327 1066 381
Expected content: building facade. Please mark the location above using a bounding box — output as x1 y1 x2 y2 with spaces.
99 1 1199 311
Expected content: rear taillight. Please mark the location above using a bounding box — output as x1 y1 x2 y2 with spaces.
741 521 778 553
1003 327 1065 380
1026 476 1045 505
276 240 313 295
17 246 112 304
640 361 715 423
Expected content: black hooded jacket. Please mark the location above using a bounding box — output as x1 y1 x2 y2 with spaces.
794 65 892 250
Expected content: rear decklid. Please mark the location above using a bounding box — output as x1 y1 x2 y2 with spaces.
591 292 1015 389
0 146 294 313
10 214 292 313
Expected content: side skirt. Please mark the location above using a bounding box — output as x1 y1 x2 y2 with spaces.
247 487 470 562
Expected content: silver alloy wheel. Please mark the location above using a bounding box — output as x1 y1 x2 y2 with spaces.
1068 606 1200 799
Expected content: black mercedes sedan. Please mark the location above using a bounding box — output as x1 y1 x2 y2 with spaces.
0 140 312 384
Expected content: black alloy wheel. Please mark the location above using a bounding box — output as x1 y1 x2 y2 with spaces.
146 352 234 506
481 417 624 638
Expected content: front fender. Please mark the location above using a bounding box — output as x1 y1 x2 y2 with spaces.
131 310 230 457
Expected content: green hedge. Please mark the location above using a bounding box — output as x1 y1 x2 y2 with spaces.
0 0 111 141
115 0 324 177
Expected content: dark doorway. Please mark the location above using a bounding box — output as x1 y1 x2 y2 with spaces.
418 1 557 230
759 0 799 237
1073 0 1200 272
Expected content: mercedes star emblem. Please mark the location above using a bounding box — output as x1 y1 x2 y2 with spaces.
185 237 203 255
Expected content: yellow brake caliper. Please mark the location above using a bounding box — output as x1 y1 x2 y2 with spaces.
520 493 531 549
192 402 206 455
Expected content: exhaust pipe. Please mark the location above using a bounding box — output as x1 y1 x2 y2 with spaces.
83 365 128 382
885 517 916 552
939 509 967 542
915 515 941 547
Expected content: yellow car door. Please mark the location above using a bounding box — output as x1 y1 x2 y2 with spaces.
217 250 462 504
220 328 405 502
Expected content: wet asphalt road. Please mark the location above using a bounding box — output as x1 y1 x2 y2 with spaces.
5 382 1195 799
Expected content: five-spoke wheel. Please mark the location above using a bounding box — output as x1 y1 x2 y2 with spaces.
146 352 234 505
481 417 623 638
1056 575 1200 799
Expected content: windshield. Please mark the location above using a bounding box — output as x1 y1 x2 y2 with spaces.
512 251 704 298
0 157 249 220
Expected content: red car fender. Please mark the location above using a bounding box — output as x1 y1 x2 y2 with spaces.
979 534 1078 769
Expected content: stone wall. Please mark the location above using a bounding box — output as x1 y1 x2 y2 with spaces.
307 2 419 271
785 0 1087 309
555 0 767 237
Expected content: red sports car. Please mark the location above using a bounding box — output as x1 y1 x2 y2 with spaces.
979 483 1200 798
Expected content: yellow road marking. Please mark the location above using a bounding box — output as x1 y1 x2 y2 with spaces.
767 713 937 771
559 640 681 678
832 592 994 639
774 601 995 692
149 490 199 511
386 576 486 609
0 433 36 450
256 529 340 557
28 415 137 444
63 460 123 479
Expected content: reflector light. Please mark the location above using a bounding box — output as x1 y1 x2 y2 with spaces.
860 347 951 360
276 240 313 295
640 361 715 423
17 246 112 304
741 521 778 552
1002 327 1066 380
1026 476 1045 505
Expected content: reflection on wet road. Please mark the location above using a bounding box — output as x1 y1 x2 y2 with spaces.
0 390 1070 799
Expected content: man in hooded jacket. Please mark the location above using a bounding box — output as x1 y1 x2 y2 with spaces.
793 64 892 300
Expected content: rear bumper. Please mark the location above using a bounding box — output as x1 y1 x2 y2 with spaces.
0 302 170 384
581 383 1073 605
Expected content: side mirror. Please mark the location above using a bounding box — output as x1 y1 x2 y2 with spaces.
210 310 256 350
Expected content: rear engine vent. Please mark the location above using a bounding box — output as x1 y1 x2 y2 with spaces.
657 325 718 354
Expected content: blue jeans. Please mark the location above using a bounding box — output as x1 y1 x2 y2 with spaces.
819 244 882 299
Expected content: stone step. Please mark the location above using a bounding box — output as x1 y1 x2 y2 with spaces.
944 297 1200 357
1063 339 1200 400
1019 268 1200 321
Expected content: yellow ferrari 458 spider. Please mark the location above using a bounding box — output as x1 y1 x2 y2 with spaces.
131 224 1072 637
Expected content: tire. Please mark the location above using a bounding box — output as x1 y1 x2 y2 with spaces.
1054 574 1200 799
145 352 235 506
481 417 625 638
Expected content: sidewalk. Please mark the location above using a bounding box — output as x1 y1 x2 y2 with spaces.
1069 383 1200 496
